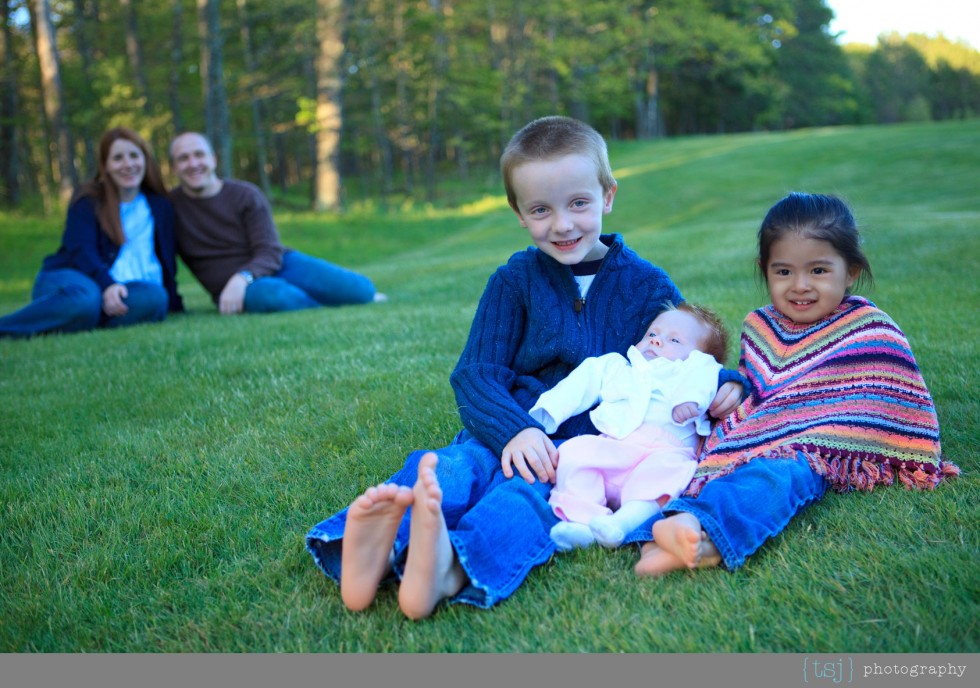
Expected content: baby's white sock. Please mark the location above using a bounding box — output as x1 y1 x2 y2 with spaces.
550 522 596 551
590 500 661 548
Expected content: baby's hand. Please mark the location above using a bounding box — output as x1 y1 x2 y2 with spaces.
501 427 558 484
671 402 700 424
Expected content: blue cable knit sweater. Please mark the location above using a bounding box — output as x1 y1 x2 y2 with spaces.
451 233 737 457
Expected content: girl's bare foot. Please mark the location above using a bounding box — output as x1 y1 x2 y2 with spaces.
634 541 686 577
398 453 468 620
635 513 721 577
340 483 414 611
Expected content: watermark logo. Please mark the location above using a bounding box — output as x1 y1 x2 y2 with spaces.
803 656 853 684
863 662 967 679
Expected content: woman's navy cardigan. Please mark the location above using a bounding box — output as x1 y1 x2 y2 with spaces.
41 193 184 313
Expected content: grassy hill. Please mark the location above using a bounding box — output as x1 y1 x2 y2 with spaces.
0 120 977 652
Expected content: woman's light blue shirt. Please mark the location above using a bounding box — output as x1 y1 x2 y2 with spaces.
110 193 164 285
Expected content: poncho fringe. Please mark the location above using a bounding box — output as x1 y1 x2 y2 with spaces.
685 297 959 497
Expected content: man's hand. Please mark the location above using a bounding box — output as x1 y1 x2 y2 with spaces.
102 283 129 317
218 273 249 314
500 427 559 484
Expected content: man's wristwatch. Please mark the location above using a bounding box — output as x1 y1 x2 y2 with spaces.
239 270 255 285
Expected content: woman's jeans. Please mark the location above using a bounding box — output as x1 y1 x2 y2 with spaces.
306 432 560 609
243 250 376 313
659 453 828 570
0 268 167 338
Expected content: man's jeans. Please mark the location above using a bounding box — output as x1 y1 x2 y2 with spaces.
244 250 376 313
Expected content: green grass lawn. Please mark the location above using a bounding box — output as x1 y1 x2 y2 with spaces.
0 120 977 652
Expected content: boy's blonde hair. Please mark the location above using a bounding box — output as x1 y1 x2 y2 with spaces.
668 302 730 366
500 116 616 212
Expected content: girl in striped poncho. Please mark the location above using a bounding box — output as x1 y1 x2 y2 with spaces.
635 192 959 577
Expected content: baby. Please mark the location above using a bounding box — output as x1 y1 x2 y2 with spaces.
529 302 729 550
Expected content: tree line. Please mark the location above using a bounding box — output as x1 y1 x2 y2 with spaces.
3 0 979 212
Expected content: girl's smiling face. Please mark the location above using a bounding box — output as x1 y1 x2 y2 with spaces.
510 154 616 265
765 234 860 324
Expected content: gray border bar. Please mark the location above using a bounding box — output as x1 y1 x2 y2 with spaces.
2 653 976 688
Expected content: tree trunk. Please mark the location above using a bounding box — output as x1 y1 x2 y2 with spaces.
120 0 151 114
359 0 393 198
369 69 394 198
273 131 288 193
0 0 20 206
313 0 345 211
394 0 413 193
635 49 662 139
487 1 510 158
236 0 271 196
425 0 448 203
30 0 76 204
169 1 185 135
71 0 99 174
197 0 231 177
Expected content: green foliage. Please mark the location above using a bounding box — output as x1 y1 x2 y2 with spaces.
5 0 980 209
773 0 860 127
896 32 980 73
846 33 980 125
0 121 977 652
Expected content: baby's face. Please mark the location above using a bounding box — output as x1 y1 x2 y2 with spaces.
634 310 708 362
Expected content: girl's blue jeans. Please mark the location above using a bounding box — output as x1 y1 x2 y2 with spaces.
243 250 376 313
658 452 828 569
306 432 560 609
0 268 167 338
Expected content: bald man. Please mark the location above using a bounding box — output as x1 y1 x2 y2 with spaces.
169 132 385 314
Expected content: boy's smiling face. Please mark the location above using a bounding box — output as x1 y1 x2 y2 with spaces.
510 154 616 265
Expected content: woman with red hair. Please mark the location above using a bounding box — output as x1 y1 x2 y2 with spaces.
0 127 183 338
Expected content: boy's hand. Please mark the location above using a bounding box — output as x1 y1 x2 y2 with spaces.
501 427 558 484
709 381 743 420
671 402 700 424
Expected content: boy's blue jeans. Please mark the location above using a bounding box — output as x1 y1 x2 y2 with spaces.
306 432 560 609
243 250 376 313
657 453 828 569
0 268 167 338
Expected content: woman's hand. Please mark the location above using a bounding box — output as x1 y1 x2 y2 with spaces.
102 283 129 317
709 381 743 420
501 427 559 484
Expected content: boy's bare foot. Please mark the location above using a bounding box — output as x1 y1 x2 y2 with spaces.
398 453 468 620
634 513 721 577
340 482 414 611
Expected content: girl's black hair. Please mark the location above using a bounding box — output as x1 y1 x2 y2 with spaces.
757 192 873 290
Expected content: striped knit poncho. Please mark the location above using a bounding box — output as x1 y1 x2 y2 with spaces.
685 296 958 496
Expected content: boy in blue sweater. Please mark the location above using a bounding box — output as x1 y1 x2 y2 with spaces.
306 116 743 619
